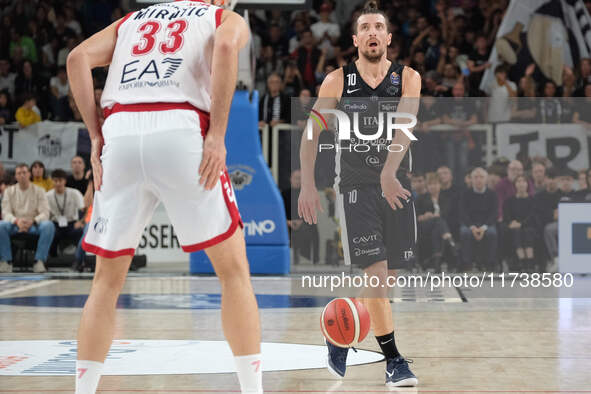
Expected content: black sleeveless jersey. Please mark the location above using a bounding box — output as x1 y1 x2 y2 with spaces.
335 61 411 189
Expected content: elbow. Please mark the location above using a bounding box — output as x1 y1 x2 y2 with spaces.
66 47 85 72
215 39 238 55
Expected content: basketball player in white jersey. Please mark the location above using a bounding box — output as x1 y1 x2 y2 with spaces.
299 0 421 387
67 1 262 393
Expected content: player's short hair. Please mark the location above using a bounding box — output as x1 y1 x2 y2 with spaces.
354 1 389 34
15 163 29 171
51 169 68 180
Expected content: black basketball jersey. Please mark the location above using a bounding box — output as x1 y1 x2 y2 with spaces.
335 61 411 189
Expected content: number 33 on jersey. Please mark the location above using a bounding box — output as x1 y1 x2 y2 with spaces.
101 0 224 114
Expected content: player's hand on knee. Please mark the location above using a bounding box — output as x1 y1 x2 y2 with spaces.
298 186 323 225
380 175 411 211
91 136 104 191
200 134 227 190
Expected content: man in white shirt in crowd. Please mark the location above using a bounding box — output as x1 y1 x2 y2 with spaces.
0 163 55 273
46 169 85 259
310 3 340 60
485 64 517 123
0 59 17 98
49 66 70 120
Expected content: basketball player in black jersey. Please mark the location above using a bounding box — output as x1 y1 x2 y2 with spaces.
298 1 421 387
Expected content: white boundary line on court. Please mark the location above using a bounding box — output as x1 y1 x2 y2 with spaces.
0 280 59 297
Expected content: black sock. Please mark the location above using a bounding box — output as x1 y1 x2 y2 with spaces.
375 331 400 360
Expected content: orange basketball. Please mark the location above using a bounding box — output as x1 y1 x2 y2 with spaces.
320 298 370 348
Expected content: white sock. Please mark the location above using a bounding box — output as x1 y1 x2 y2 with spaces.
234 353 263 394
75 360 104 394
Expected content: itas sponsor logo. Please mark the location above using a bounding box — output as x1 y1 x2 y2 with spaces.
244 220 276 237
93 217 108 234
38 135 62 157
354 247 381 257
404 250 414 260
228 165 255 191
353 234 378 244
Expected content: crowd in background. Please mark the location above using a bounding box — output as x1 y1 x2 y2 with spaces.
1 0 591 271
0 156 93 273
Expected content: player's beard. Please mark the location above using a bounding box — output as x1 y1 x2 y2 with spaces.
359 46 386 63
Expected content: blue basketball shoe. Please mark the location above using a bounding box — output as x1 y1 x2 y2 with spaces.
385 356 418 387
326 340 350 378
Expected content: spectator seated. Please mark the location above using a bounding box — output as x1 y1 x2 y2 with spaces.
0 164 55 273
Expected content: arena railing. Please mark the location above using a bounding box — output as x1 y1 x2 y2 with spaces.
263 123 495 185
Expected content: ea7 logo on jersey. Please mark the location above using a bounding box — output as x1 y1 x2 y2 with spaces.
120 57 183 85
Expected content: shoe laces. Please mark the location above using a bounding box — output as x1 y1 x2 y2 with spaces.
388 357 413 374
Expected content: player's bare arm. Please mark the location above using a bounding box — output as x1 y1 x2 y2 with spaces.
67 20 119 192
199 11 250 190
381 66 421 211
298 68 342 225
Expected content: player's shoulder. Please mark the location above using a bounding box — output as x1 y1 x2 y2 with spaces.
218 8 246 26
322 67 344 89
317 67 344 98
402 65 421 95
402 65 421 82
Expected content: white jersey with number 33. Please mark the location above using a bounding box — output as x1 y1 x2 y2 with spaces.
101 0 223 113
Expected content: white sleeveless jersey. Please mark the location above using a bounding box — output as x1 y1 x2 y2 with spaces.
101 0 223 113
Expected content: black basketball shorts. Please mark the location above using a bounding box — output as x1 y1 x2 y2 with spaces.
336 179 417 270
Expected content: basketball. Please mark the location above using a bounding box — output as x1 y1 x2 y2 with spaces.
320 298 370 348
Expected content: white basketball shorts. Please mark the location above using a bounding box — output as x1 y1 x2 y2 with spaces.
82 102 242 258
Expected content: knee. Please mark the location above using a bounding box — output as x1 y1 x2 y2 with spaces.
39 221 56 235
0 221 12 232
93 270 127 294
215 257 251 285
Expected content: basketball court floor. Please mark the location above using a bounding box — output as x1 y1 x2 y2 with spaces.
1 269 590 393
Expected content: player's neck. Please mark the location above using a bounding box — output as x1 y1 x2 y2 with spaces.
355 56 390 83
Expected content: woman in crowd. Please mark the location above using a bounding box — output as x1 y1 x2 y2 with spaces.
503 175 536 271
30 160 53 191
